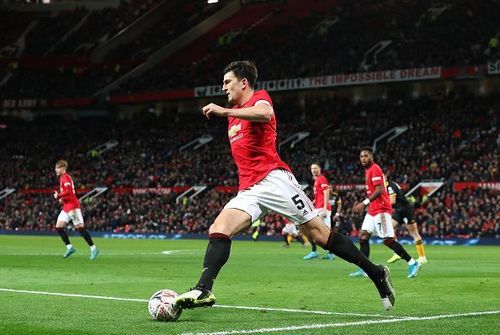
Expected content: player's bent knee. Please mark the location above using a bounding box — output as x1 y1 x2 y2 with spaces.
209 209 252 237
359 230 371 240
208 223 226 235
300 218 329 246
55 221 66 228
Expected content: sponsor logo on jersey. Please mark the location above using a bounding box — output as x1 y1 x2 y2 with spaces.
228 123 241 138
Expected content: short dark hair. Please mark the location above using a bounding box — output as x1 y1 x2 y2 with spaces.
311 162 322 169
360 146 374 154
224 60 258 88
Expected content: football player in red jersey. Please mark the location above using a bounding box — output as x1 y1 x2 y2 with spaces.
54 160 99 259
303 163 335 260
174 61 395 313
352 147 420 278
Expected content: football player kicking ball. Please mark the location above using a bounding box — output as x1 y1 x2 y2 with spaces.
53 160 99 259
173 61 396 313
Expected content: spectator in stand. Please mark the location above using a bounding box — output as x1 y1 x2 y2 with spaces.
2 0 500 98
0 93 498 238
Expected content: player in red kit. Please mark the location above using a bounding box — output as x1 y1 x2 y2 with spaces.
303 163 335 260
54 160 99 259
173 61 395 313
352 147 420 278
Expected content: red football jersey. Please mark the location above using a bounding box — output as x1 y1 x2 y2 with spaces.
364 163 392 215
228 90 291 190
58 173 80 212
313 174 332 210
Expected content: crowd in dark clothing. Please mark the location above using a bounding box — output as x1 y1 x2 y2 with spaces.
115 0 500 95
1 0 499 98
0 93 498 238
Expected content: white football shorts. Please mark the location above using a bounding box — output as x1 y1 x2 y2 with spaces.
282 223 299 236
224 169 317 225
361 212 394 238
316 208 332 228
57 208 84 226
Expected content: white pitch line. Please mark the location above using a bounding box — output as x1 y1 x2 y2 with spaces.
0 252 161 256
0 288 395 318
181 310 500 335
0 288 148 302
213 304 396 318
0 250 201 256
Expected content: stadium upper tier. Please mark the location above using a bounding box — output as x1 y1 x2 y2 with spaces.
1 0 499 98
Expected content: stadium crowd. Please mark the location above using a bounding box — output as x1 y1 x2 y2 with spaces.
105 1 223 61
116 0 500 94
1 0 500 98
0 93 498 238
0 0 498 240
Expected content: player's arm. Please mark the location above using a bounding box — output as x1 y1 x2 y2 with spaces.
368 185 383 202
387 183 397 205
336 197 342 216
353 185 383 214
323 186 330 212
56 180 73 199
202 102 274 122
389 192 397 205
54 189 70 200
57 187 71 199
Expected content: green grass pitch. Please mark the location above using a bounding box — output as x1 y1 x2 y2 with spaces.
0 235 499 335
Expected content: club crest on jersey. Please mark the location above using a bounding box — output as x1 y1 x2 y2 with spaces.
228 123 241 138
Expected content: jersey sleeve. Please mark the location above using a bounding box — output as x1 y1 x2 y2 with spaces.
319 176 329 191
370 165 384 187
58 175 73 199
253 90 274 110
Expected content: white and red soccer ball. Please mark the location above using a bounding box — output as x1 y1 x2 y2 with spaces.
148 289 182 321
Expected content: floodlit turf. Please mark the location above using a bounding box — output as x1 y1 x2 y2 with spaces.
0 235 499 335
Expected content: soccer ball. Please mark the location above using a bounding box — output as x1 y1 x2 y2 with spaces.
148 289 182 321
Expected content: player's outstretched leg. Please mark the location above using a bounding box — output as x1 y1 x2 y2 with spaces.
56 227 76 258
387 253 402 263
175 208 250 310
415 239 428 264
321 252 335 260
174 233 230 309
323 231 395 310
282 234 290 247
383 238 420 278
407 223 427 264
349 235 369 277
77 227 99 259
304 242 319 260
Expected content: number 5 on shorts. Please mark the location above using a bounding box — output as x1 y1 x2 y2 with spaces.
292 194 305 210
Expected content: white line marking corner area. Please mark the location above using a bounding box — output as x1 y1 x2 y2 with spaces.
0 288 392 318
0 288 498 335
181 311 500 335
